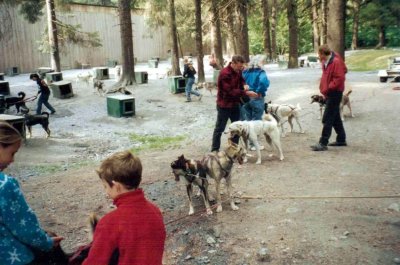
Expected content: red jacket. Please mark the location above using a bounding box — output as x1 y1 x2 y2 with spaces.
217 63 247 108
319 52 347 96
83 189 166 265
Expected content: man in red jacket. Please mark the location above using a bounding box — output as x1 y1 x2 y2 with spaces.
311 44 348 151
83 151 166 265
211 55 258 152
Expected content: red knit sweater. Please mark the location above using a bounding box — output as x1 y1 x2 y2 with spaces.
216 63 247 108
82 189 166 265
319 52 348 96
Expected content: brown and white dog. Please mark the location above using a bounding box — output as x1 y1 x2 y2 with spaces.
265 102 305 137
199 140 246 213
310 90 354 121
226 114 284 164
196 82 216 95
21 108 51 138
171 155 213 215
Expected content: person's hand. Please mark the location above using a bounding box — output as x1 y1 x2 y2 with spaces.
245 91 258 98
52 236 64 247
244 85 249 91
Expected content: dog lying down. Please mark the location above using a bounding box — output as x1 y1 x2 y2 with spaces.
310 90 354 121
265 102 305 137
93 79 132 96
227 114 284 164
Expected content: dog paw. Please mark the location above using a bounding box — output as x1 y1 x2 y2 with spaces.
231 204 239 211
188 209 194 215
206 209 213 215
216 205 223 213
280 156 284 161
256 160 261 165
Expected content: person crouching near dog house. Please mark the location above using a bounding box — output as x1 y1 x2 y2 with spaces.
82 150 166 265
0 122 64 265
29 73 56 115
183 59 202 102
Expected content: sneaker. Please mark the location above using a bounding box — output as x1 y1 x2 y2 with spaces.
310 143 328 151
198 95 202 101
185 99 191 102
328 142 347 146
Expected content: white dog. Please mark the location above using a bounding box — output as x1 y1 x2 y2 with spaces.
266 102 305 137
227 114 284 164
76 72 93 87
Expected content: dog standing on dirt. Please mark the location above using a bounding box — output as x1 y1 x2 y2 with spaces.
21 108 51 138
196 82 216 95
310 90 354 121
76 72 93 87
199 140 246 213
171 154 213 215
265 102 305 137
93 79 105 95
5 91 27 113
227 114 284 164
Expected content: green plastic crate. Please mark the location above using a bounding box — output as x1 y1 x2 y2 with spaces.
0 81 10 95
50 81 74 99
107 95 135 117
135 71 148 84
37 67 54 79
94 67 109 80
0 73 4 81
107 60 118 68
6 67 18 76
168 76 186 94
0 114 26 139
148 59 159 68
46 72 63 83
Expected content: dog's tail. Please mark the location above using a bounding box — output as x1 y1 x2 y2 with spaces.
345 89 352 96
41 112 50 117
18 91 26 99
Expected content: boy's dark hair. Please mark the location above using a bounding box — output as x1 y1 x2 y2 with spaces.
30 73 39 79
231 55 245 64
96 150 142 189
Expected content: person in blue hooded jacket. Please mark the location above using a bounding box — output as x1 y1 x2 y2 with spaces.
0 122 63 265
242 55 270 121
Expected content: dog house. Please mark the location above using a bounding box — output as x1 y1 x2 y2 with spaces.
0 114 26 139
148 59 159 68
135 71 148 84
46 72 63 83
106 60 118 68
0 81 10 96
168 76 186 94
93 67 109 80
107 95 135 118
37 67 54 79
0 73 4 81
6 67 19 76
50 81 74 99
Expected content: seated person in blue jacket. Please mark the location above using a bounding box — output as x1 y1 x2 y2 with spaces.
242 55 270 150
0 122 63 265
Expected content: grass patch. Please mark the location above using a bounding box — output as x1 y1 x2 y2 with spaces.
30 160 94 175
346 49 400 71
129 133 186 153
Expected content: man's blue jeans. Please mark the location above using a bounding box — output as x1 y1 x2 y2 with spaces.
242 97 264 121
37 93 55 114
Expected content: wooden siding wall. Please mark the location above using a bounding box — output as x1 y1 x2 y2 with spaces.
0 4 169 73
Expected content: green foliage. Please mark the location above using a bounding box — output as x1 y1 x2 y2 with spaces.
129 133 186 153
346 49 400 71
19 0 44 23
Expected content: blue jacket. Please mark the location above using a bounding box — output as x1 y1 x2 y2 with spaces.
242 68 270 97
0 172 53 265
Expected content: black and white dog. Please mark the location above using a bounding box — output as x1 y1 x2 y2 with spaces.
171 154 213 215
21 108 51 138
5 92 27 113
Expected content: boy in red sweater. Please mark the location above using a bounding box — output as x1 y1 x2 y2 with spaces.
83 151 166 265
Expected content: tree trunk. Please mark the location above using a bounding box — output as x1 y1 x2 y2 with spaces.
225 3 238 56
211 0 224 69
46 0 60 72
117 0 135 86
312 0 320 53
262 0 272 60
236 0 249 62
376 25 386 48
169 0 181 75
270 0 277 60
194 0 205 82
327 0 346 59
321 0 327 44
351 0 361 50
287 0 298 69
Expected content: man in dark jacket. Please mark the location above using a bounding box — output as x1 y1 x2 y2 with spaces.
311 44 348 151
211 55 258 152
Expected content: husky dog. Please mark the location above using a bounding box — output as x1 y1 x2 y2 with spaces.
21 108 51 138
310 90 354 121
76 72 93 87
227 114 284 164
196 82 216 95
199 140 246 213
5 92 27 113
171 155 213 215
265 102 305 137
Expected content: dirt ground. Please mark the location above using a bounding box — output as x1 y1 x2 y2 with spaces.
3 61 400 265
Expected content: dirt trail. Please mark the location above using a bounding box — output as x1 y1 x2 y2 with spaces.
4 64 400 265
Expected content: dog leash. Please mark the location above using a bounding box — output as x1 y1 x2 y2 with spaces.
11 96 38 105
